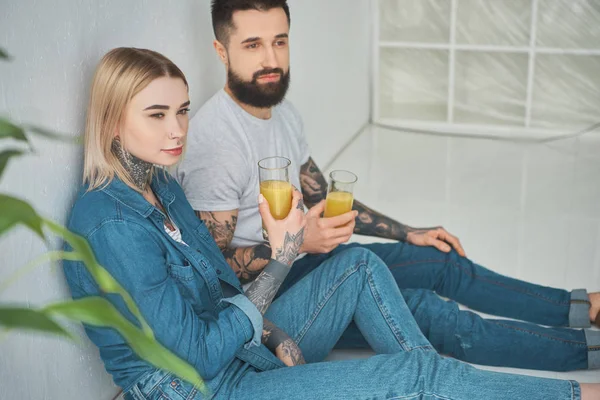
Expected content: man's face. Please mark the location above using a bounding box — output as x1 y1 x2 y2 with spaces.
224 8 291 108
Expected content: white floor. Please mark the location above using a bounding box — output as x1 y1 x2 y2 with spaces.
325 125 600 383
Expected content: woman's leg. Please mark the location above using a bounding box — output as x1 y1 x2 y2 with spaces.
265 247 433 362
223 351 585 400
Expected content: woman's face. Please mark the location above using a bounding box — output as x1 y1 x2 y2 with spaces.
118 76 190 167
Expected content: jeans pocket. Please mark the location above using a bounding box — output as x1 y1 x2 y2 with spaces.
154 376 198 400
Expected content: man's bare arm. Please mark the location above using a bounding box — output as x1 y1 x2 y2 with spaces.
299 157 419 241
196 210 271 284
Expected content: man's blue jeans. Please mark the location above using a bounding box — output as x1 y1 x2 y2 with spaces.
278 242 600 371
128 248 581 399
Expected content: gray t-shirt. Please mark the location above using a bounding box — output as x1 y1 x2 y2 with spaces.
175 90 310 248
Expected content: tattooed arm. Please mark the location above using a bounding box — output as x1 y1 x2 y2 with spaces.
244 191 305 314
251 188 307 366
262 318 305 366
299 158 466 255
196 210 272 284
300 157 427 240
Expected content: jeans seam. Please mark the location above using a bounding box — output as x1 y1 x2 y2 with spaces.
570 380 575 400
490 321 587 347
364 268 410 352
388 258 569 306
385 391 454 399
293 260 365 345
186 387 198 400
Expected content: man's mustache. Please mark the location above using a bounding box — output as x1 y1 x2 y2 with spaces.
252 68 285 82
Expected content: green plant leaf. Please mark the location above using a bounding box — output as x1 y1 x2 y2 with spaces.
0 306 72 339
26 125 81 144
0 118 28 142
44 219 153 338
0 48 10 60
0 149 25 180
45 298 207 394
0 195 45 240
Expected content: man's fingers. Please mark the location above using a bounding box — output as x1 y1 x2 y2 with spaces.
321 210 358 228
307 200 326 217
426 235 451 253
437 229 466 257
330 223 355 241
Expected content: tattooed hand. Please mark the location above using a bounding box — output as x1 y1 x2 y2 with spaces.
276 338 306 367
258 186 306 266
262 319 306 367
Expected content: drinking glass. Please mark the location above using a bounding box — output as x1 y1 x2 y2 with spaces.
258 156 293 239
323 170 357 218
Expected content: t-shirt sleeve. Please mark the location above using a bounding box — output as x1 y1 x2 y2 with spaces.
175 120 249 212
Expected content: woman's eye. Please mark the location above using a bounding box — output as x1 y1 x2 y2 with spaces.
150 113 165 119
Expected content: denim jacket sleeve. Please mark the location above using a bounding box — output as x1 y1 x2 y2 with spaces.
86 219 254 380
221 295 263 349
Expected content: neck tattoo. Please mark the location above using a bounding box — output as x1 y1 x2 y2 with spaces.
111 138 153 191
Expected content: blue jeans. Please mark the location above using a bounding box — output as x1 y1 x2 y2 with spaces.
126 248 580 400
279 242 599 371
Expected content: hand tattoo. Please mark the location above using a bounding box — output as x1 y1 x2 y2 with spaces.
274 228 305 266
279 339 306 365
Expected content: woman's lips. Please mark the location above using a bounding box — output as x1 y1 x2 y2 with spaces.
162 146 183 156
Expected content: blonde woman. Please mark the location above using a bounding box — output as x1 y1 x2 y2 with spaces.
63 47 600 400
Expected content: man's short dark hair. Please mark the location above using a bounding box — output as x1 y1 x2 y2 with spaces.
211 0 291 46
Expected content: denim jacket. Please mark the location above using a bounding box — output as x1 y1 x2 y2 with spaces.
63 172 284 394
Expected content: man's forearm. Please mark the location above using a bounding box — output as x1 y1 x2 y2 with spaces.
353 200 413 241
223 243 272 285
299 158 418 241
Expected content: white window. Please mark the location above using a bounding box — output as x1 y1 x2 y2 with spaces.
373 0 600 137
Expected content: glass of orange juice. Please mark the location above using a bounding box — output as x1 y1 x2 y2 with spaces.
324 170 357 218
258 156 293 239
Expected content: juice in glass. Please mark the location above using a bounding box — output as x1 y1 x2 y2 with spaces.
260 180 293 219
324 191 354 218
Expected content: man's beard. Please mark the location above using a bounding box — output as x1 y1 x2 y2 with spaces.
228 66 290 109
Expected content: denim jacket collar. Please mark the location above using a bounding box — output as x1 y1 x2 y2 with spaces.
100 172 175 218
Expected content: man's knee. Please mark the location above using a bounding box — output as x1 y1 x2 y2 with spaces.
330 247 388 278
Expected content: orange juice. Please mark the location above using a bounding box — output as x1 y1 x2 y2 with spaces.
324 191 354 218
260 180 292 219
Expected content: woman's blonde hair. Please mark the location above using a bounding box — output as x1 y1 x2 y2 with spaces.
83 47 188 192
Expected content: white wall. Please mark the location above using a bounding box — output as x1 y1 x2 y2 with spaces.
288 0 371 166
0 0 370 399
